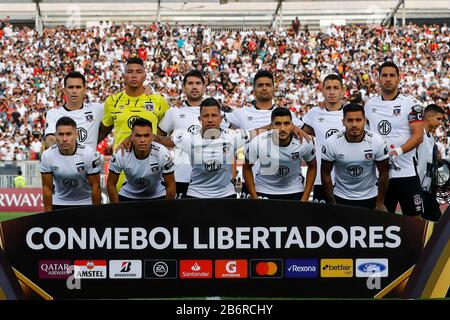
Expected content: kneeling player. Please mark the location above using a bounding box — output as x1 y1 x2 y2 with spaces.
107 118 176 202
321 104 389 210
40 117 101 211
243 107 316 201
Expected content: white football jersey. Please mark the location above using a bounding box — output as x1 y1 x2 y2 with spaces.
301 106 344 185
39 144 101 205
246 131 315 195
45 102 104 148
173 128 250 198
321 130 389 200
109 142 175 199
158 103 229 183
417 130 435 192
365 94 423 178
225 105 303 130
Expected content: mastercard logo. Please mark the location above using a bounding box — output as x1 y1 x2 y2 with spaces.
250 259 283 278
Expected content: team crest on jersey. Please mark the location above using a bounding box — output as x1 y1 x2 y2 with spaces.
223 143 231 154
393 106 401 117
365 152 373 161
291 152 300 160
77 165 86 173
85 113 94 122
151 165 160 173
145 101 154 111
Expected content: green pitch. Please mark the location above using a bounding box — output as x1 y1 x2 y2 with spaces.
0 212 36 222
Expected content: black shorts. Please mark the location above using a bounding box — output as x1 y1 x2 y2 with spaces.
176 182 189 199
313 185 327 203
185 194 237 199
257 192 304 200
118 195 165 202
239 182 252 199
334 195 377 210
52 204 89 211
385 176 424 217
422 191 442 222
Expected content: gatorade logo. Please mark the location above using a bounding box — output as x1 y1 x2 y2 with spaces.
215 260 248 279
250 259 283 278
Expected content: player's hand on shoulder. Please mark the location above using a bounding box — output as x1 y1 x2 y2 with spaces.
115 136 132 156
292 126 312 143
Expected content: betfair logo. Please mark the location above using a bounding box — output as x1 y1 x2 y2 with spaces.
320 259 353 278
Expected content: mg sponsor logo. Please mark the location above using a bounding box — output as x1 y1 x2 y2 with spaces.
109 260 142 279
356 259 388 278
285 259 319 278
39 260 72 279
320 259 353 278
180 260 212 279
145 260 177 279
250 259 283 278
204 160 221 173
215 260 248 279
74 260 107 279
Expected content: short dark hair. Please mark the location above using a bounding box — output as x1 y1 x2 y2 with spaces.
253 70 274 86
378 61 399 76
271 107 292 121
18 170 22 176
343 103 365 118
183 70 205 86
64 71 86 87
200 97 221 113
323 74 343 87
56 117 77 130
126 57 144 66
424 104 445 116
131 118 153 130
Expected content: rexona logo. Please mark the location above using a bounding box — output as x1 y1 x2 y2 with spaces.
285 259 319 278
180 260 212 279
250 259 283 278
109 260 142 279
74 260 107 279
144 260 177 279
215 260 248 279
356 259 388 278
39 260 72 279
320 259 353 278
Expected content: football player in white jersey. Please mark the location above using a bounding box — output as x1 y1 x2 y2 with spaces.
155 98 264 198
321 104 390 210
157 70 206 198
417 104 445 222
301 74 345 203
44 72 103 149
107 118 176 202
365 61 424 217
224 70 307 198
40 117 101 211
244 107 317 201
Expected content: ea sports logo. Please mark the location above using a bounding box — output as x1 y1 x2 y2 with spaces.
325 129 338 139
347 165 363 177
205 160 221 172
128 116 141 129
187 125 201 134
77 127 88 142
276 166 290 177
153 262 169 277
377 120 391 135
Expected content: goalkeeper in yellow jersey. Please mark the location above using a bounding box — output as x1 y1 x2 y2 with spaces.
98 57 170 190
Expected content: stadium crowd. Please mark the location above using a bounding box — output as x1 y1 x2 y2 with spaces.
0 19 448 161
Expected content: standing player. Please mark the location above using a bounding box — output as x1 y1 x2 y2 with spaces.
365 61 424 217
321 104 389 210
45 72 103 149
301 74 345 203
157 70 207 198
107 118 176 203
224 70 307 198
417 104 445 222
40 117 101 211
155 98 259 198
244 107 316 201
